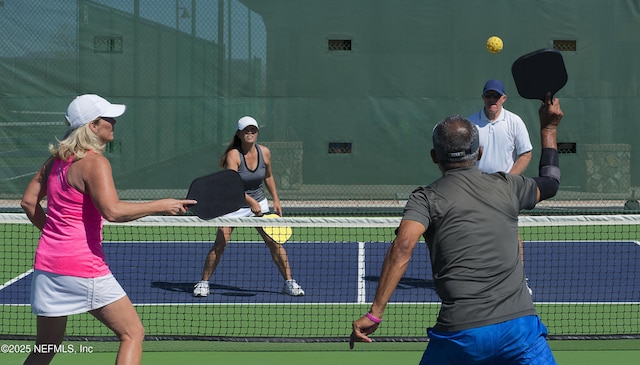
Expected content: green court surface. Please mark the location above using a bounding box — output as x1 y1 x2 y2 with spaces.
2 341 640 365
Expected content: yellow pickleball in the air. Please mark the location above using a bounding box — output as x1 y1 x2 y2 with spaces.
486 36 503 54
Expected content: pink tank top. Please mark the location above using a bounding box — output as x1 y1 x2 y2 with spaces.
34 156 110 278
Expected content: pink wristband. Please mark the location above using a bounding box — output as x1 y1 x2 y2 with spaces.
366 312 382 324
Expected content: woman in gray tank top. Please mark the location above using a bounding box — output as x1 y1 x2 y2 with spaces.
193 116 305 297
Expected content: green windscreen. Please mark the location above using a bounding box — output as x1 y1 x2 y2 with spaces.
0 0 638 207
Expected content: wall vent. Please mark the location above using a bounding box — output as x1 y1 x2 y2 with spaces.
328 39 352 51
328 142 352 154
557 142 577 154
552 40 576 52
94 36 123 53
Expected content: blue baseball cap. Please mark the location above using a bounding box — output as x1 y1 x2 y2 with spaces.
482 79 506 95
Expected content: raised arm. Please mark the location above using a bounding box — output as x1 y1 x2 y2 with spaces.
534 93 563 203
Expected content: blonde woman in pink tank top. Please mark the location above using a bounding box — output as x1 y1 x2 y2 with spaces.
20 94 195 365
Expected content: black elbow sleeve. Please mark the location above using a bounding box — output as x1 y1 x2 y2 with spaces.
533 176 560 200
534 148 561 200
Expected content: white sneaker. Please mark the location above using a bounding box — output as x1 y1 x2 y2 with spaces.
526 278 533 296
283 279 305 296
193 281 210 297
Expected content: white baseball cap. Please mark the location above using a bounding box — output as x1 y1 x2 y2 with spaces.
237 116 259 130
65 94 126 129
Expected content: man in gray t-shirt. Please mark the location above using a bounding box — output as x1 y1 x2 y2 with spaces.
403 167 537 332
351 95 563 365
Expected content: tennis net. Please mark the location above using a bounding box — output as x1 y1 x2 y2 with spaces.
1 213 638 342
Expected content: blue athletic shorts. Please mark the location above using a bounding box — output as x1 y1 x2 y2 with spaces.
419 315 557 365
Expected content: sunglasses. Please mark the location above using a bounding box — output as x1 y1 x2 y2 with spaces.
483 92 503 99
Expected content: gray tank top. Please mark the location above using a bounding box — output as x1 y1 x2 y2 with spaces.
237 145 266 205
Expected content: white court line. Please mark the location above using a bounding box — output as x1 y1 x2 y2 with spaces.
131 302 443 306
128 301 640 306
357 241 366 304
0 268 33 291
527 240 640 245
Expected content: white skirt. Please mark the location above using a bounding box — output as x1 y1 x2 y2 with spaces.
30 270 127 317
222 198 269 217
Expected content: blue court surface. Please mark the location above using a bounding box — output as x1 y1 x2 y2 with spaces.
1 240 639 305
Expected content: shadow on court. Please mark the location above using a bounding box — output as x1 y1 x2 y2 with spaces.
151 281 280 296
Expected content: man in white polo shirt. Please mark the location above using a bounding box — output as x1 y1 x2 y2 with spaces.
468 79 532 174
